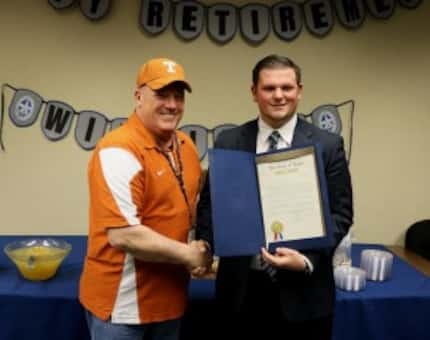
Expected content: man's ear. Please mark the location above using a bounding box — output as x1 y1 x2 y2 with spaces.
298 84 303 100
134 88 145 108
251 84 257 102
134 88 141 101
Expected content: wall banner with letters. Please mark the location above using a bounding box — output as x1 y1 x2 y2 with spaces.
0 83 355 162
48 0 422 44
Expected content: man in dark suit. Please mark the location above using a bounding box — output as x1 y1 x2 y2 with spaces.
196 55 353 340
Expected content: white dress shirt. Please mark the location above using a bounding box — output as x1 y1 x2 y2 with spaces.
256 113 297 153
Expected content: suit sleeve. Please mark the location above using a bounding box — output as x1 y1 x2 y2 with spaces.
325 136 353 247
301 136 353 269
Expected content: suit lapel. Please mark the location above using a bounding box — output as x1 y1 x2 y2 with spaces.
239 119 258 152
292 118 313 147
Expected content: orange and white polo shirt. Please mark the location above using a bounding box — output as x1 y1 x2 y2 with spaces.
79 112 201 324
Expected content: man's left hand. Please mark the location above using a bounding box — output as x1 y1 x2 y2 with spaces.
261 247 306 272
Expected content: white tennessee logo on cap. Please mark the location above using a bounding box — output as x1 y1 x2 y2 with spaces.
162 61 176 73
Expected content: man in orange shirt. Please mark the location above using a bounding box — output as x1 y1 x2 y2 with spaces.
80 57 211 340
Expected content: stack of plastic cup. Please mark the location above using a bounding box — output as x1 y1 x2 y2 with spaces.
334 266 367 292
360 249 394 281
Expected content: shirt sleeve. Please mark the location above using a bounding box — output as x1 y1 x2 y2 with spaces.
90 147 143 227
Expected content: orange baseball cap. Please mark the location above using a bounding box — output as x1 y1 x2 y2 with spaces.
136 58 192 92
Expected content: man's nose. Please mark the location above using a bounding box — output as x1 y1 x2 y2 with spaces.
164 95 179 109
273 88 283 99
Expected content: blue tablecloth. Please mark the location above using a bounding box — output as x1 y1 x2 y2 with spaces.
0 236 429 340
0 236 89 340
0 236 215 340
333 244 430 340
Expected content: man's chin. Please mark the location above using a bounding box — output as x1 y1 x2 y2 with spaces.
269 112 291 119
159 125 178 134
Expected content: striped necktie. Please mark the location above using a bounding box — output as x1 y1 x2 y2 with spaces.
268 130 281 151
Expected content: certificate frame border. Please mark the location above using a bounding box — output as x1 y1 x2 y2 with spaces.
256 143 334 252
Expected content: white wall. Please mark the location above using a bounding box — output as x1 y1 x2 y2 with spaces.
1 1 429 245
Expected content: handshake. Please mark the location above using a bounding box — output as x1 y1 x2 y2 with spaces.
185 240 214 278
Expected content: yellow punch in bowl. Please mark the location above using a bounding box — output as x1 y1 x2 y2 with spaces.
4 239 72 281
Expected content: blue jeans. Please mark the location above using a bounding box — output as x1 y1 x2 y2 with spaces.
85 310 180 340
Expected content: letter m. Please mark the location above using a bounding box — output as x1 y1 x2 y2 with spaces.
342 0 361 22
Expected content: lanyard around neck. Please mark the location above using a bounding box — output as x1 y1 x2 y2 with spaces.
158 134 194 227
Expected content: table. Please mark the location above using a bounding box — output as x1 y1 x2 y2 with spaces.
333 244 430 340
1 236 429 340
0 236 89 340
387 245 430 276
0 236 215 340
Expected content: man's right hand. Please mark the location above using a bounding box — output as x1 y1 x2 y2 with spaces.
185 240 212 274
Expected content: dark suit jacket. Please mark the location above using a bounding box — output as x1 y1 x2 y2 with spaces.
196 117 353 322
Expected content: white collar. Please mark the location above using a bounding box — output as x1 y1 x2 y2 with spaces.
258 114 298 146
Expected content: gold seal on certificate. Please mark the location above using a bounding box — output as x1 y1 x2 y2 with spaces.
270 220 284 241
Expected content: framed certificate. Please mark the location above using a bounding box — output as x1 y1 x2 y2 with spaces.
208 144 333 256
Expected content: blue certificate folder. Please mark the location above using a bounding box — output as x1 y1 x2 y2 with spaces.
208 145 334 257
